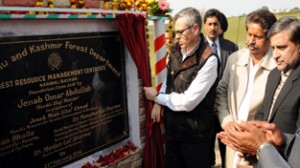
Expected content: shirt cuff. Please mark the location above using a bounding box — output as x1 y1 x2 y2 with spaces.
156 93 168 106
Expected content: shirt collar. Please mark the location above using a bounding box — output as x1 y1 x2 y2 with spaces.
236 48 274 71
206 37 220 48
281 69 292 79
248 51 265 67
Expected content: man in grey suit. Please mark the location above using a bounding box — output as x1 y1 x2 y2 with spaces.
255 16 300 135
218 121 300 168
203 8 238 167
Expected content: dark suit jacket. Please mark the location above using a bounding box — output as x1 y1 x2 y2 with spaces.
257 128 300 168
206 37 238 78
256 61 300 134
218 37 238 77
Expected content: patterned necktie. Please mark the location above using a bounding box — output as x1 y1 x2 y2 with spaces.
211 42 218 56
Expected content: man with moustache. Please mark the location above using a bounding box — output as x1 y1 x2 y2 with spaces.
204 8 239 79
215 9 277 168
203 8 238 168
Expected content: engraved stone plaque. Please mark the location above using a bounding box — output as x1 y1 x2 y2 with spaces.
0 32 129 168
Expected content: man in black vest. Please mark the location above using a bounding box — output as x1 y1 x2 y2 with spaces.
144 7 219 168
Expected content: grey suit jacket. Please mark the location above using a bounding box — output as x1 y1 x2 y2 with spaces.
256 61 300 134
257 128 300 168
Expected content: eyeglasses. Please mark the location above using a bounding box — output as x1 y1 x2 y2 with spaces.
174 25 193 37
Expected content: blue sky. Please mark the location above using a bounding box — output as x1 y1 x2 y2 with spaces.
169 0 300 17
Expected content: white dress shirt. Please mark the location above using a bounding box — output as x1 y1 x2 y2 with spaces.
267 70 291 121
206 37 221 60
156 41 218 112
233 55 265 168
237 56 264 121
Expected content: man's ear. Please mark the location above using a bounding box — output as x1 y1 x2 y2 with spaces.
193 23 198 29
193 24 200 34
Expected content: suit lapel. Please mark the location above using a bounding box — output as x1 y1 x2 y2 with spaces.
219 38 233 67
263 70 281 121
219 40 227 71
269 63 300 121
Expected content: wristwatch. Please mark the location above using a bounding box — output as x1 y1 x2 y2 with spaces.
256 141 272 159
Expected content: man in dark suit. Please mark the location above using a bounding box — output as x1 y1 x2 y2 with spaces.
218 121 300 168
203 8 238 167
255 16 300 134
204 8 238 79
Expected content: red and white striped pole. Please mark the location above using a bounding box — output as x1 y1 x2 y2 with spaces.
153 18 167 92
153 17 167 152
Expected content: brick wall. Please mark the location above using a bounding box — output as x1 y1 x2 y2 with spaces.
112 79 145 168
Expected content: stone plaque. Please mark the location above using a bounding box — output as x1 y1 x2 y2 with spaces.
0 32 129 168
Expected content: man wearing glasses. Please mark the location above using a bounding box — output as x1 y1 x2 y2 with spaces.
144 7 219 168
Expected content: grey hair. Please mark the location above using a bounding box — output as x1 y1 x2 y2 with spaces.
267 16 300 44
173 7 202 30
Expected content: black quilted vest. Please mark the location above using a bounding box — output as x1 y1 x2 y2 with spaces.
164 34 219 142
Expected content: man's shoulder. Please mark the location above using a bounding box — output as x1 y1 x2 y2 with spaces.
267 67 280 79
270 67 280 73
219 37 235 44
201 44 217 60
225 48 248 66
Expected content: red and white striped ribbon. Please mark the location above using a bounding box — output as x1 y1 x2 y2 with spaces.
154 20 167 92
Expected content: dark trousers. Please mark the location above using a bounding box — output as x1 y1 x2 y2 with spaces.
209 116 225 168
166 140 210 168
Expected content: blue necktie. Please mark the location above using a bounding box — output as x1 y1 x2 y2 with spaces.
212 42 218 56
